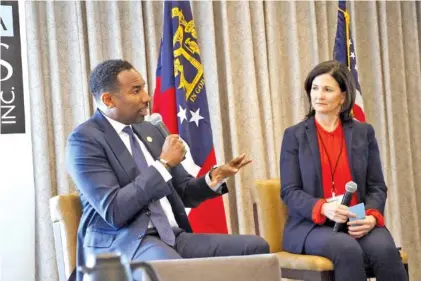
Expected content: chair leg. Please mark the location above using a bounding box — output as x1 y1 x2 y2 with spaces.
310 271 334 281
281 268 334 281
365 264 408 281
405 264 409 280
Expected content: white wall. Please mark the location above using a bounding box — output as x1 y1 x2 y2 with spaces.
0 135 35 281
0 2 35 281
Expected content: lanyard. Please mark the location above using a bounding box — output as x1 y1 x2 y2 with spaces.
316 128 344 197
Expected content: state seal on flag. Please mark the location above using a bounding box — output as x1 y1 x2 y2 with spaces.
172 7 204 103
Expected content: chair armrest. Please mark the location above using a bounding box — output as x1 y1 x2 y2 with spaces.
250 179 286 253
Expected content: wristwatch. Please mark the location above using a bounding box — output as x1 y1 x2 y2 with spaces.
159 158 171 170
209 165 218 180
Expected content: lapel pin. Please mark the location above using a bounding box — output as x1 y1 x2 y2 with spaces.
146 136 153 143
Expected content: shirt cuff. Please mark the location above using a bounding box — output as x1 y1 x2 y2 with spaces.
312 199 327 225
366 209 385 227
205 171 226 193
152 160 172 182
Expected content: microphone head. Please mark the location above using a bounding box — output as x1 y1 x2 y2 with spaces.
345 181 358 193
150 113 163 126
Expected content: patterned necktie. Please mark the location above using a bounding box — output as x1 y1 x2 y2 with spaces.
123 126 175 246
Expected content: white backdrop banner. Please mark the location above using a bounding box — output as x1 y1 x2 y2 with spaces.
0 1 25 134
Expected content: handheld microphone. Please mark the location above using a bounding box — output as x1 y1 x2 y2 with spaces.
150 113 170 138
150 113 186 161
333 181 358 232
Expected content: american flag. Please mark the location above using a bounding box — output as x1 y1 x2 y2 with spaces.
152 1 228 234
333 0 366 122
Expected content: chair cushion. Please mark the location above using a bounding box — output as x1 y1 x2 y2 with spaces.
276 249 407 272
275 251 333 271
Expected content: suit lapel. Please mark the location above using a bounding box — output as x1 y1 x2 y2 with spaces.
92 110 138 179
305 118 323 194
343 120 361 200
93 111 189 226
343 121 355 180
132 123 161 160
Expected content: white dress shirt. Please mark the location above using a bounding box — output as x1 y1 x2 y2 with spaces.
103 114 222 228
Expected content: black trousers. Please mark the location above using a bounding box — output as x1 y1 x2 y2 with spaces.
304 225 408 281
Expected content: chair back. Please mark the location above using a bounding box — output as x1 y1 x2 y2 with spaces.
249 179 287 253
49 193 82 281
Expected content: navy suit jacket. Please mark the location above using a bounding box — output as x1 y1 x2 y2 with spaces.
279 117 387 254
66 110 227 280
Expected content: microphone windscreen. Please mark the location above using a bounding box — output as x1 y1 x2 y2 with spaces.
345 181 358 193
150 113 163 126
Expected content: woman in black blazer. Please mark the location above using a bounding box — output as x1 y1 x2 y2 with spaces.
280 60 408 281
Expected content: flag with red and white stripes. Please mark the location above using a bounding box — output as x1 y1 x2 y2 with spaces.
333 0 366 122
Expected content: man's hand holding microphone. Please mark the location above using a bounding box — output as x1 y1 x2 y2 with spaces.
159 134 187 168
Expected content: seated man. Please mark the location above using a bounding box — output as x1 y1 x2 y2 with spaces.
66 59 269 281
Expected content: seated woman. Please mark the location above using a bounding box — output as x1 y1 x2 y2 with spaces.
279 60 408 281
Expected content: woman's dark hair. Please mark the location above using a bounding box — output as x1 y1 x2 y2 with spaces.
304 60 356 122
89 59 134 101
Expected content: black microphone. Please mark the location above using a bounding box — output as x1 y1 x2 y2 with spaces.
149 113 170 138
333 181 358 232
150 113 186 161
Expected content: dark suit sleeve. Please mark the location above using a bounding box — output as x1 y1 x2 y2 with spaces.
66 130 172 229
364 124 387 213
170 164 228 208
280 127 320 221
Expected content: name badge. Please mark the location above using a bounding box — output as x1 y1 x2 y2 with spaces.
326 194 344 204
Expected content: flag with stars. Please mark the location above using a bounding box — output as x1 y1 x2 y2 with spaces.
152 0 228 234
333 0 366 122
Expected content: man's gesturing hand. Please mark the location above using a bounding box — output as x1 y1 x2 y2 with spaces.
209 153 252 187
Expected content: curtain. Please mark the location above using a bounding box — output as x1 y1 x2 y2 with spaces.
25 1 421 280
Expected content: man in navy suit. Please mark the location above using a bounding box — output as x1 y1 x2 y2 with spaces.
66 59 269 281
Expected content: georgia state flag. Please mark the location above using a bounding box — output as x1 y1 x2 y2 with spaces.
152 1 228 234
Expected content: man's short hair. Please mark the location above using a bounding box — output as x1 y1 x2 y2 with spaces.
89 59 134 101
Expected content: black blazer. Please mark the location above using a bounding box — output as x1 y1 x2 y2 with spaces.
279 117 387 253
